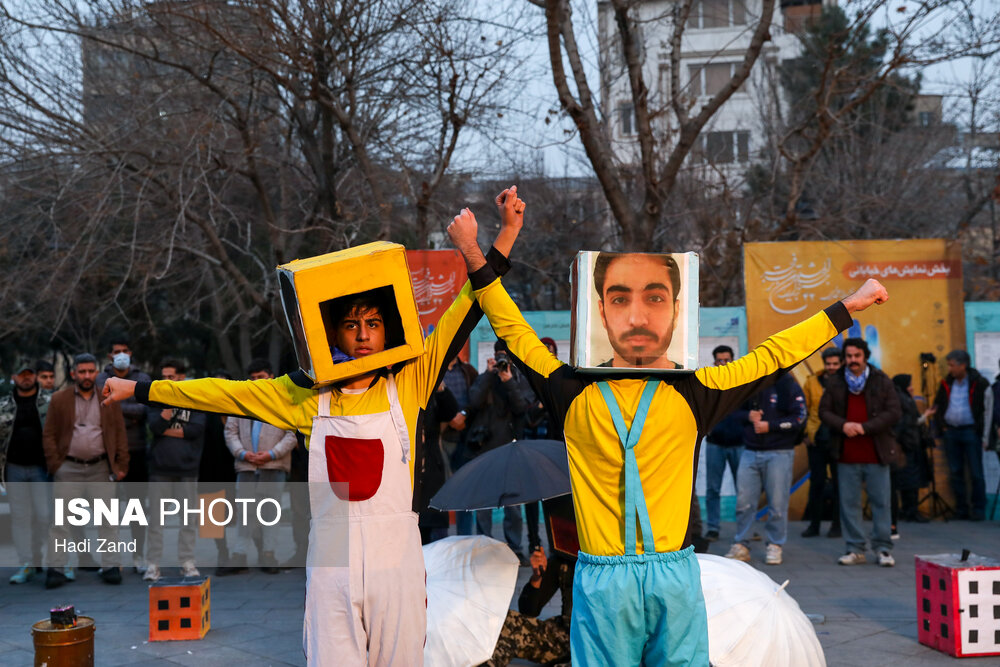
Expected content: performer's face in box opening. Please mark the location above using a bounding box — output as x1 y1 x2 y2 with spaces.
335 306 387 359
597 254 679 368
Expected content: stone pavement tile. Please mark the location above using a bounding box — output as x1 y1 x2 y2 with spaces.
825 644 920 667
158 643 299 666
1 647 34 666
236 635 308 665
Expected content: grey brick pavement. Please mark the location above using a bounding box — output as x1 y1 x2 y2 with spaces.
1 519 998 665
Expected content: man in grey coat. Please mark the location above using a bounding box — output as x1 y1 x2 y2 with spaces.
220 358 297 574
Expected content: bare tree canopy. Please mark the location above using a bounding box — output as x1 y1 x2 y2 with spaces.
0 0 528 371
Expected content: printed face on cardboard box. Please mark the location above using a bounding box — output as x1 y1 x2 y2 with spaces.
571 251 699 372
278 243 424 387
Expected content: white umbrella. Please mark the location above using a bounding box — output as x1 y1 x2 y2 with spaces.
697 554 826 667
424 535 520 667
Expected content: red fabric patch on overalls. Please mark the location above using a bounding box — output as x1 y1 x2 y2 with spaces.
325 435 384 501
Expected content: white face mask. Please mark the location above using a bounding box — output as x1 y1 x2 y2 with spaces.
112 352 131 371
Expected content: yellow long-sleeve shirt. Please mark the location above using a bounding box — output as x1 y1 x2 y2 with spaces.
473 276 852 556
135 249 510 487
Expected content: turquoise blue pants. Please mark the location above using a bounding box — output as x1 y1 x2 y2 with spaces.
570 546 709 666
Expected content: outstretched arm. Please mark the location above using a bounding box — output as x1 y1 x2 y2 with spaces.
105 375 315 434
688 279 889 433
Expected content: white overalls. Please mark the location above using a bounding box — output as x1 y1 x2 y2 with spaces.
304 374 426 666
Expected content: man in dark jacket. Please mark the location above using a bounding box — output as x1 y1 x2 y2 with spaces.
725 373 805 566
933 350 992 521
144 359 206 582
820 338 902 567
702 345 742 542
467 340 535 562
96 337 152 572
891 374 928 525
417 384 459 544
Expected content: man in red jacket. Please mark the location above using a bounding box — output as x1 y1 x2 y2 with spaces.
819 338 902 567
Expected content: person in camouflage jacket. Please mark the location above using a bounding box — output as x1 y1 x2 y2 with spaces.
0 369 52 492
484 546 572 667
0 362 53 583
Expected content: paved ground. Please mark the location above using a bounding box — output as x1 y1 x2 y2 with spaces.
1 518 998 666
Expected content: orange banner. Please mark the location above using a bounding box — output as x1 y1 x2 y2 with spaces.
743 239 965 383
407 250 469 360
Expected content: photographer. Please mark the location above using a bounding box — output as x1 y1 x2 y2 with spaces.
467 340 535 564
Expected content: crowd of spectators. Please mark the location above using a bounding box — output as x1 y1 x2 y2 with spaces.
707 341 997 568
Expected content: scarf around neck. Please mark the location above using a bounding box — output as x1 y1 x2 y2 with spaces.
846 366 869 395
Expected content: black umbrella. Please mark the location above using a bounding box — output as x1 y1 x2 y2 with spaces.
430 439 571 511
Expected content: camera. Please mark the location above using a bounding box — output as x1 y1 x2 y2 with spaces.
495 352 509 373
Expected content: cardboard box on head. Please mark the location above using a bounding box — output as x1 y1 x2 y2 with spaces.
571 251 700 373
277 242 425 387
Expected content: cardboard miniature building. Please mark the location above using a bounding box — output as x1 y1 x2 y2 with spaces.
915 552 1000 658
570 251 699 372
149 576 210 641
277 242 425 387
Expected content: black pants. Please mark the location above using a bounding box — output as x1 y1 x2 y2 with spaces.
891 451 921 522
805 443 839 528
123 448 149 555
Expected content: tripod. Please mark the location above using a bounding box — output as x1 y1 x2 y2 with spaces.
989 450 1000 521
917 352 953 520
918 438 954 520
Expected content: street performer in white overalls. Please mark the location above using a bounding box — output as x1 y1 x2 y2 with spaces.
103 189 526 665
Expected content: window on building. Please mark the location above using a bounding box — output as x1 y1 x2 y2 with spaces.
705 63 731 96
619 103 636 135
688 0 748 29
659 63 670 101
697 130 751 164
919 111 934 126
688 62 745 97
687 65 703 97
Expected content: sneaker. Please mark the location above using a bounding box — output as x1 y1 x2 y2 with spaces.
215 553 248 577
45 567 70 589
179 561 200 578
838 552 866 566
133 555 148 574
260 552 279 575
99 567 122 585
280 551 307 569
704 530 720 542
765 544 783 565
801 525 820 538
878 550 895 567
9 564 35 584
724 543 751 562
143 564 161 582
890 526 900 540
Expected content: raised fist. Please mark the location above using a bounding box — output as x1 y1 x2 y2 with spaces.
842 279 889 313
495 185 525 231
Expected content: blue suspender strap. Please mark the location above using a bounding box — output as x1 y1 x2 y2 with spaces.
597 380 661 555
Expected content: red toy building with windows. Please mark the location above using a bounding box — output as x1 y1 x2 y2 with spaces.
915 552 1000 658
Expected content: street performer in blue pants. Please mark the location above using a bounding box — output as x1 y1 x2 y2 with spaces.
448 208 890 665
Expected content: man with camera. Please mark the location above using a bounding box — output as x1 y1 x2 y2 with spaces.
466 340 535 564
